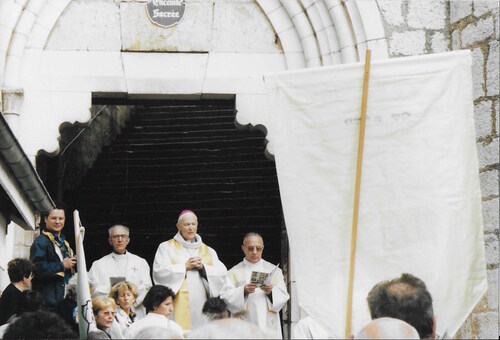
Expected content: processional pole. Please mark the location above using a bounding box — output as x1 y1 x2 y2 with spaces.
345 49 372 338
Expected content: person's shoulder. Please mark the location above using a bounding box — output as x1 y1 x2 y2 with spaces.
126 251 148 262
2 283 17 293
158 238 175 247
92 253 113 265
32 232 50 243
228 261 245 272
203 242 219 253
167 319 184 335
30 233 51 249
262 259 282 271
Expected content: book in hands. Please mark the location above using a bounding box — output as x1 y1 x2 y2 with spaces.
110 276 126 287
250 263 279 286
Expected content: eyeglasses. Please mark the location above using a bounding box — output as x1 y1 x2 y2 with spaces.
245 246 264 252
111 234 129 240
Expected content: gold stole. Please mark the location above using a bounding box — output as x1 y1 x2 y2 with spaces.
168 239 213 330
42 231 74 278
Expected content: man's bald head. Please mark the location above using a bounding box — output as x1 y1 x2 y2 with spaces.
367 273 434 338
355 317 420 339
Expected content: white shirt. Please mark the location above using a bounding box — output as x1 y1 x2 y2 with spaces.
126 312 184 339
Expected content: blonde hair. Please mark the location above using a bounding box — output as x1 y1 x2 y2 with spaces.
92 297 116 315
109 281 139 304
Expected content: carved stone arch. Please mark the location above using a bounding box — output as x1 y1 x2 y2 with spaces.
1 0 389 159
236 0 388 157
1 0 79 158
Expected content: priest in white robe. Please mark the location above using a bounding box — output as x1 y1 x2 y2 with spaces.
152 210 227 332
88 224 152 318
220 233 290 338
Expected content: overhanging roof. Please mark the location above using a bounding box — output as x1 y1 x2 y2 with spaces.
0 112 54 227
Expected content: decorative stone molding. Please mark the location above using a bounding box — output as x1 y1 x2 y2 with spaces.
1 88 23 115
1 88 23 132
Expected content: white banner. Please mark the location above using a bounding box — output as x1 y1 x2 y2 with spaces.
264 50 487 337
74 210 96 339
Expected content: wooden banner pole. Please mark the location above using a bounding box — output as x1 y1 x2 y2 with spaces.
345 49 372 338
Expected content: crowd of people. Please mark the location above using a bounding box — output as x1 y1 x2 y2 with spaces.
0 205 437 339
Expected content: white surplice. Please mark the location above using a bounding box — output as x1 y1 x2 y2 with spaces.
220 259 290 338
152 232 227 331
88 251 152 317
125 312 184 339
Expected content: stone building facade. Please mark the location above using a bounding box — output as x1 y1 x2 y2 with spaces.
0 0 498 337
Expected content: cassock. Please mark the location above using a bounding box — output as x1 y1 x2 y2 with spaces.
220 258 290 338
88 251 152 317
153 232 227 331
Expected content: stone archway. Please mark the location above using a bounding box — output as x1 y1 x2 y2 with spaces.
1 0 389 160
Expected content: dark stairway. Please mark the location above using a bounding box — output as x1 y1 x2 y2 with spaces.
64 99 284 271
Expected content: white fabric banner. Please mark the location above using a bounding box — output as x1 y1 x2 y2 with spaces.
74 210 97 339
264 50 487 338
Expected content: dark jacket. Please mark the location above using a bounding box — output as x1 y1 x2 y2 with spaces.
0 283 23 325
29 232 71 309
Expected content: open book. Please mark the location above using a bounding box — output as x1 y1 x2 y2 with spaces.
250 263 279 286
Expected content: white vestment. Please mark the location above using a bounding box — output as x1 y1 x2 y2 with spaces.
152 232 227 331
125 312 184 339
88 251 152 317
220 259 290 338
292 316 331 339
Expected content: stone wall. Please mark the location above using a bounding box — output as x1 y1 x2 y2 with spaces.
377 0 499 338
450 2 499 338
377 0 451 56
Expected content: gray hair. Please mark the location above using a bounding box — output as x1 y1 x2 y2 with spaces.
242 232 263 245
108 225 130 237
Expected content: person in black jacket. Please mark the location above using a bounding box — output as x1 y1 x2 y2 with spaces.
0 258 34 325
29 204 76 310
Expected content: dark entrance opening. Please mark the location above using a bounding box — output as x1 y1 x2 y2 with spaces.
37 98 285 272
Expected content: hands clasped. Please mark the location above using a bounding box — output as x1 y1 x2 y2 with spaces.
186 257 204 270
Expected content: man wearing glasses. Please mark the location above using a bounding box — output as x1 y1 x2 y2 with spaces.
88 224 152 318
220 232 289 338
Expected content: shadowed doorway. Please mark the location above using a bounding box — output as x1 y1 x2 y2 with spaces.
38 98 285 274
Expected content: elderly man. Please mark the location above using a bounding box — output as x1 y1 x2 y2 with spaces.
367 273 436 339
153 209 227 332
30 204 76 310
220 232 289 338
88 224 152 317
